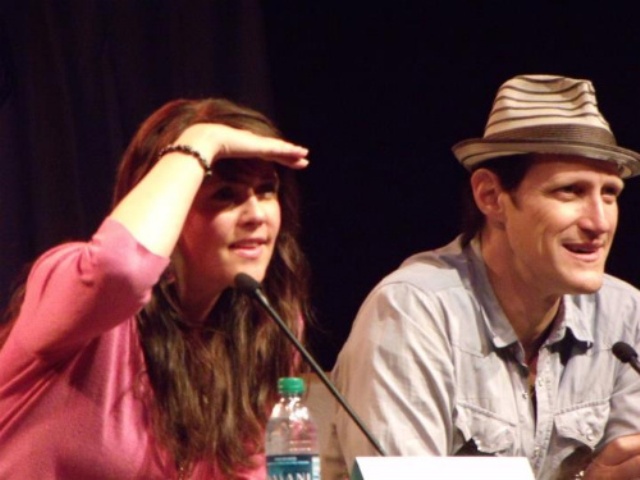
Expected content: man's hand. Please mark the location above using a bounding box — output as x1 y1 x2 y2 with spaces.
584 434 640 479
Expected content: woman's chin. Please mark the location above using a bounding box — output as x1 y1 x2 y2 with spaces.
232 266 267 285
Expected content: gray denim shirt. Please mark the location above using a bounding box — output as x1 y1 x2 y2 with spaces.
322 236 640 480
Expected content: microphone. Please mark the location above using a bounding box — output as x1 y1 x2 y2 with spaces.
234 272 387 457
612 341 640 375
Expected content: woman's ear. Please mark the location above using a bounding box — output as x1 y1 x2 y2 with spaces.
470 168 506 225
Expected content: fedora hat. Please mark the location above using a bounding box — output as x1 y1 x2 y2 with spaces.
452 74 640 178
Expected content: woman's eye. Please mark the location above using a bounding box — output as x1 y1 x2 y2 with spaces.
255 181 279 198
209 180 278 205
211 186 236 202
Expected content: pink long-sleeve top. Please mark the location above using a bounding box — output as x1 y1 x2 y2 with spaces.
0 218 266 479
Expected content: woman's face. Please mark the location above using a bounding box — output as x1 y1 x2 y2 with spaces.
174 159 281 318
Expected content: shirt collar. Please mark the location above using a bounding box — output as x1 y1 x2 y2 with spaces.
466 237 518 349
551 297 594 348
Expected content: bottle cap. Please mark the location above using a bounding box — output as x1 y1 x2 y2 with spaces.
278 377 305 395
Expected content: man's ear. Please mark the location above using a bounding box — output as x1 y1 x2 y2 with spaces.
470 168 507 223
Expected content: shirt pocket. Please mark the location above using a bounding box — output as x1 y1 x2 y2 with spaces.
554 401 609 449
455 402 518 456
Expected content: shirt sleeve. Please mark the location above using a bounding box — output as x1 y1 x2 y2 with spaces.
10 217 170 359
329 281 457 474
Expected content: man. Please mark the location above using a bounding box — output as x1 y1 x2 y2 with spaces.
323 74 640 479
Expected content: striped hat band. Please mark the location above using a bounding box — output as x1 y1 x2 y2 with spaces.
452 74 640 178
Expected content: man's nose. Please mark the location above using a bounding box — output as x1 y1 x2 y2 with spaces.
579 195 614 234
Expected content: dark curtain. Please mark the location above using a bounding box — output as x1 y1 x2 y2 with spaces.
0 0 272 311
4 3 640 370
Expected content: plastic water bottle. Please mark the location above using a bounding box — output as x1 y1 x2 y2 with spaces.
266 376 321 480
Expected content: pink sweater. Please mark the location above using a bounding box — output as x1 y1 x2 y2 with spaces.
0 219 266 479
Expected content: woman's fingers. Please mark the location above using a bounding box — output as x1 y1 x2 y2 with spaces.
219 131 309 168
174 124 309 170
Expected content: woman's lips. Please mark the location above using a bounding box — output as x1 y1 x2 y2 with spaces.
230 238 267 258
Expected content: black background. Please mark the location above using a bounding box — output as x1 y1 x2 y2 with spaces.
2 2 640 370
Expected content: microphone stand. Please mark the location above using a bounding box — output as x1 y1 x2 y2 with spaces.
235 273 387 457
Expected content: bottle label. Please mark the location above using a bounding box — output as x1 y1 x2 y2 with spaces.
266 454 320 480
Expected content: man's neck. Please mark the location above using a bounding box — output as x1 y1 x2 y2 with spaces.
479 231 561 356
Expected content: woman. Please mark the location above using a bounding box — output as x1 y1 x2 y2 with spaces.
0 98 311 479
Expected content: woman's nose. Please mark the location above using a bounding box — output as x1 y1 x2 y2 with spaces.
239 194 266 224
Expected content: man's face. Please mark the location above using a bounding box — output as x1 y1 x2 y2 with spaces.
501 155 624 297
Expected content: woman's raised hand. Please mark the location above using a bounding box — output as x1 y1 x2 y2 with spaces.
111 123 308 257
173 123 309 170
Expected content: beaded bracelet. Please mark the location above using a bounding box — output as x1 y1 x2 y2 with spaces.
157 144 212 176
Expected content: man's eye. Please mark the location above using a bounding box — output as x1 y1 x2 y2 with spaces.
603 186 622 197
602 187 622 201
556 185 580 196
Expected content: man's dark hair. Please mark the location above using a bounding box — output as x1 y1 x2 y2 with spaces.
460 154 535 246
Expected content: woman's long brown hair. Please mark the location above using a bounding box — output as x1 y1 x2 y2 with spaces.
113 98 312 477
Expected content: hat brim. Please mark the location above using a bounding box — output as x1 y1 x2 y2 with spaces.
452 138 640 178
